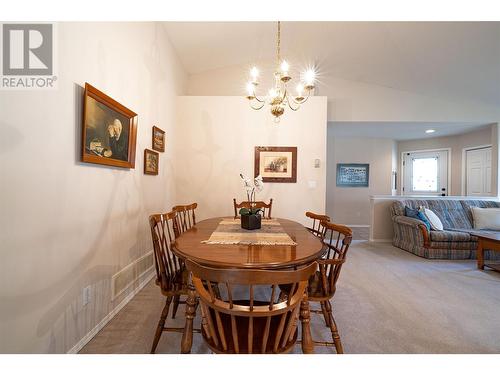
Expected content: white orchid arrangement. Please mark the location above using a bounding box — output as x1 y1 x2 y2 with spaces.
239 173 264 216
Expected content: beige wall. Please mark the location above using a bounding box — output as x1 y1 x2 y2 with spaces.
174 96 328 226
0 22 186 353
326 135 395 225
187 64 500 122
397 125 496 196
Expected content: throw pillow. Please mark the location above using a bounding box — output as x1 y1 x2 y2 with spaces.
419 207 443 231
471 207 500 230
404 206 420 219
405 206 431 231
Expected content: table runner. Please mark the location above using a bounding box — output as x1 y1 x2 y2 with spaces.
201 218 297 245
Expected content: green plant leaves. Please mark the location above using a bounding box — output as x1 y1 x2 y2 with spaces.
239 207 262 216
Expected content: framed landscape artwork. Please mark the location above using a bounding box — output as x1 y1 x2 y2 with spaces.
336 163 370 187
254 146 297 183
152 126 165 152
144 149 159 175
82 83 138 168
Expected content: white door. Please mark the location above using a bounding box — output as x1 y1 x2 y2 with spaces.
403 150 449 196
466 147 492 196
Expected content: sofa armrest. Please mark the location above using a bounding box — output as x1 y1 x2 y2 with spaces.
392 215 430 248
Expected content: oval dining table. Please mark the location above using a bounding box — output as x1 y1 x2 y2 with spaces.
173 217 326 354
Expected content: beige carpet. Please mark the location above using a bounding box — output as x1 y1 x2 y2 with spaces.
79 241 500 354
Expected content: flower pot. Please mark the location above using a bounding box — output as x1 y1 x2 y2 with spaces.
241 213 261 230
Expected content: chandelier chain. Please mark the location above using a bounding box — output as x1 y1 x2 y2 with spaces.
277 21 280 66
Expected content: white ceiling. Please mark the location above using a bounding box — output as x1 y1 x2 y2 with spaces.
164 22 500 106
328 122 492 141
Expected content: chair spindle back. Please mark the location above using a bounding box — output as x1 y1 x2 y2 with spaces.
172 203 197 234
149 212 184 293
305 211 330 237
317 221 352 299
186 260 317 354
233 198 273 219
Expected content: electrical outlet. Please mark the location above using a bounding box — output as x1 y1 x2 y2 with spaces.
83 285 91 306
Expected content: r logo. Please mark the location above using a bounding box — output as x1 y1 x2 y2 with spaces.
2 24 53 75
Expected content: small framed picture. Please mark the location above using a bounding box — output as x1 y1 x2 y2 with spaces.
81 83 138 169
336 163 369 187
152 126 165 152
254 146 297 183
144 149 159 175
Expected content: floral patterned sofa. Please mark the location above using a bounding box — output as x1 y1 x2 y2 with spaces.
391 199 500 260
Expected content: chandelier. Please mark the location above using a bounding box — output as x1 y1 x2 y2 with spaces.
245 21 316 122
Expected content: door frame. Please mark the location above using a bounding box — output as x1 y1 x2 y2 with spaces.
461 144 492 196
400 148 452 196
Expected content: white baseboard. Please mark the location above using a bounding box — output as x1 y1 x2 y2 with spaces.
67 269 155 354
369 238 393 243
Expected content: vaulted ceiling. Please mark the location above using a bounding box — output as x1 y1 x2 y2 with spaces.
164 22 500 106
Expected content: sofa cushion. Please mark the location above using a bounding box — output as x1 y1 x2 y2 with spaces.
405 206 420 219
471 207 500 230
429 230 471 242
425 200 472 230
405 206 431 231
421 208 444 231
462 200 500 226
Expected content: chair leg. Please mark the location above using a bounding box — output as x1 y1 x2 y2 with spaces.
320 301 330 327
172 295 180 319
325 300 343 354
150 296 172 354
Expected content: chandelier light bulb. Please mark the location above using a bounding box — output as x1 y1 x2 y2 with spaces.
303 68 316 85
246 82 254 97
280 60 289 74
250 66 259 82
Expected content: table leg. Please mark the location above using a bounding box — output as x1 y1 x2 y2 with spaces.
181 282 197 354
300 291 314 354
477 239 484 270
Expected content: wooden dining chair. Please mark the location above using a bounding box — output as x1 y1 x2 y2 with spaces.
308 221 352 353
149 211 195 353
172 203 198 234
305 211 330 237
185 259 317 354
233 198 273 219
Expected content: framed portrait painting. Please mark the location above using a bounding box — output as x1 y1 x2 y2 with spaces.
81 83 138 168
336 163 369 187
144 149 159 175
254 146 297 183
152 126 165 152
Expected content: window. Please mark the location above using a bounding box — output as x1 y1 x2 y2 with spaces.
412 157 438 192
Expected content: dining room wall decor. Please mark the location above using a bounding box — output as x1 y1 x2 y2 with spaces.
254 146 297 183
81 83 138 169
144 149 159 175
152 126 165 152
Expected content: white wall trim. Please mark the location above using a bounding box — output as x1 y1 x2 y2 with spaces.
345 224 370 228
460 144 492 196
66 269 155 354
369 238 393 243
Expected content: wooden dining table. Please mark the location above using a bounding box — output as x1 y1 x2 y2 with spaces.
172 217 326 354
